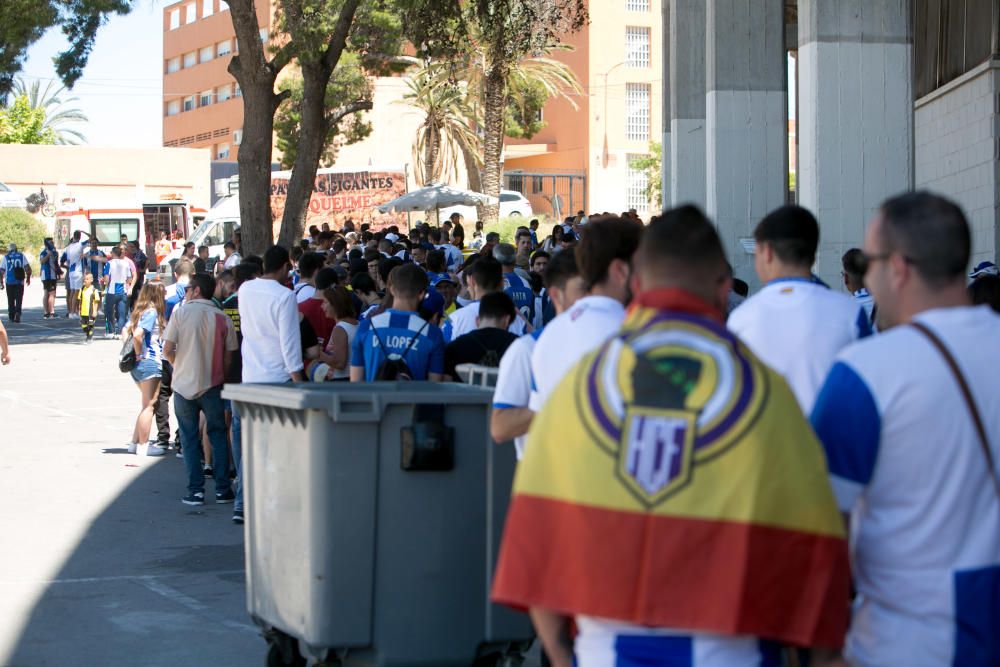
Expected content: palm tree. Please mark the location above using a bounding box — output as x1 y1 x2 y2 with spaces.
10 78 88 145
400 69 481 187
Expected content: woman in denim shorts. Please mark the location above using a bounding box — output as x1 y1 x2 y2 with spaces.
126 282 167 456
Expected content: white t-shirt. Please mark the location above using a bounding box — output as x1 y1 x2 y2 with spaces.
106 258 133 291
223 252 242 269
811 305 1000 667
491 332 540 459
727 278 871 414
294 283 316 304
65 240 85 274
442 300 529 342
529 295 625 412
238 278 304 382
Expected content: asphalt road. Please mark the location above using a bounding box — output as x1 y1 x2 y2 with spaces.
0 282 263 667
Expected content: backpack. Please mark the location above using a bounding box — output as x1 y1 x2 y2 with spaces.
371 319 429 381
470 332 502 368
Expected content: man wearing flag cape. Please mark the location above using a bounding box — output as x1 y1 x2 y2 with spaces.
492 206 850 667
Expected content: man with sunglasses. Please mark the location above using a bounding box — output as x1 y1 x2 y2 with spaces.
811 192 1000 667
728 205 871 414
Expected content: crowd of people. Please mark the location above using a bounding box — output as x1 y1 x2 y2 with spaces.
2 192 999 666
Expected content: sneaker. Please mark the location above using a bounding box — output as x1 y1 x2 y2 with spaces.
203 464 214 477
138 442 166 457
232 509 244 524
182 492 205 506
216 489 235 504
175 450 184 459
127 441 138 454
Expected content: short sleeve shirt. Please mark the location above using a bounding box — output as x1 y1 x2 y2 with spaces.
492 332 539 459
350 309 445 381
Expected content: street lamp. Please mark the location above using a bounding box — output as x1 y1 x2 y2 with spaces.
601 61 627 169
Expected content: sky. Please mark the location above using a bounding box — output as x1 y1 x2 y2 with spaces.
20 2 166 148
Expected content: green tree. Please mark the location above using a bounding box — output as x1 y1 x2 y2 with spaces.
11 78 88 144
0 95 57 144
0 0 132 99
462 0 588 224
274 53 372 170
401 67 481 186
631 142 662 210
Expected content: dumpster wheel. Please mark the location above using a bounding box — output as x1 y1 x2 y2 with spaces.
265 629 307 667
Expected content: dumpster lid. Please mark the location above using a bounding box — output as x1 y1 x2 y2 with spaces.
222 382 493 422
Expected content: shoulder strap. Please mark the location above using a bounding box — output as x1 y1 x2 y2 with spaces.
911 321 1000 501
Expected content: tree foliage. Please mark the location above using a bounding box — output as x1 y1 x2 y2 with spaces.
10 77 88 144
0 0 132 99
630 142 662 210
0 95 57 144
274 53 372 170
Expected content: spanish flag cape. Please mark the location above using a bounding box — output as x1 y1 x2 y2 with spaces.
492 289 849 648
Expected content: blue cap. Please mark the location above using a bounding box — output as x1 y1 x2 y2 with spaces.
421 288 445 318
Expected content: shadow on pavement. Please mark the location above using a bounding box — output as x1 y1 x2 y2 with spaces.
5 449 263 667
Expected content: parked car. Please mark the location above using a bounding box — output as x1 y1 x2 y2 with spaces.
0 181 27 209
438 189 533 223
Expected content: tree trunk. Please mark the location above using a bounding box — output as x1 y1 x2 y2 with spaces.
460 142 485 220
480 66 507 226
226 0 290 256
278 61 330 248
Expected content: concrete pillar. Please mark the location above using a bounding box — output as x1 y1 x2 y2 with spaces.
706 0 787 283
669 0 707 208
660 0 671 211
798 0 913 286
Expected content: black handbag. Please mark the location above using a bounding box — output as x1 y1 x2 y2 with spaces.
118 334 137 373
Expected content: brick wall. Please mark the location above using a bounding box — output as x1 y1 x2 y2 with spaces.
915 61 1000 267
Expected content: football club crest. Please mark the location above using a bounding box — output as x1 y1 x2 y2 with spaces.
618 408 696 506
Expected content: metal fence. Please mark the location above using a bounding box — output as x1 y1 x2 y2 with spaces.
503 171 587 221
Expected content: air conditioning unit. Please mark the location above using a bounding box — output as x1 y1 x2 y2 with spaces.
233 129 243 146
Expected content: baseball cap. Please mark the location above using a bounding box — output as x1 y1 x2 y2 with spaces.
969 261 999 281
430 273 457 287
384 232 400 243
420 288 445 318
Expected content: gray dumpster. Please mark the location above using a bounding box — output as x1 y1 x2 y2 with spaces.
222 382 533 667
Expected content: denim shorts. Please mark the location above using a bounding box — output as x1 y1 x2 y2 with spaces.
130 358 162 383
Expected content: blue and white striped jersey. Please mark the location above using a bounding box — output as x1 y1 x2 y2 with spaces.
351 309 445 381
0 251 27 285
502 271 535 323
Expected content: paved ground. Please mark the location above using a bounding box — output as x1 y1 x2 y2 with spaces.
0 282 264 667
0 282 542 667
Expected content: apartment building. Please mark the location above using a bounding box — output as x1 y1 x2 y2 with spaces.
503 0 663 219
161 0 272 161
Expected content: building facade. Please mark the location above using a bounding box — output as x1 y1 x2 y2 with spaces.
503 0 664 221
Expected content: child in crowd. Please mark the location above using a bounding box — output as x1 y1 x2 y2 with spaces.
79 273 100 343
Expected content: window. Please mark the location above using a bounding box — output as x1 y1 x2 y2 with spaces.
200 46 214 63
259 28 269 43
183 51 197 68
219 0 228 10
166 100 181 116
183 96 195 112
626 0 649 11
500 193 521 203
166 57 181 73
201 0 213 17
626 155 650 213
217 143 230 159
169 9 180 29
200 90 212 107
216 84 231 102
233 129 242 145
626 26 650 68
217 40 231 56
94 220 140 245
185 3 196 23
625 83 650 141
234 83 242 97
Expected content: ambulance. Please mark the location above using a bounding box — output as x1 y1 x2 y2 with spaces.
54 194 208 275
